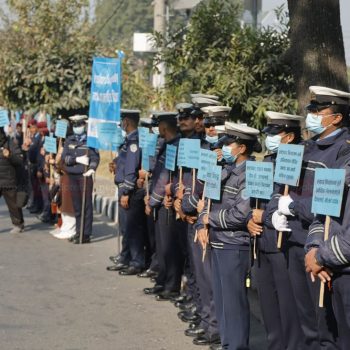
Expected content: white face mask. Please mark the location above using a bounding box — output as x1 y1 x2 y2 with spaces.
121 130 127 138
73 125 85 135
152 127 159 135
265 134 282 152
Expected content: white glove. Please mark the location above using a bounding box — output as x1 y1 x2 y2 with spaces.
272 211 291 232
76 155 89 166
278 195 294 216
83 169 95 177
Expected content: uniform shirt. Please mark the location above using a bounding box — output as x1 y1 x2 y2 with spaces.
265 128 350 246
196 160 252 249
114 129 140 196
28 132 41 164
61 133 100 175
149 134 181 208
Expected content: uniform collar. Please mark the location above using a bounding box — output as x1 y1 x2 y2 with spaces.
75 133 86 142
126 129 138 141
316 127 348 146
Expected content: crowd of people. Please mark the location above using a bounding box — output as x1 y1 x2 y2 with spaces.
1 85 350 350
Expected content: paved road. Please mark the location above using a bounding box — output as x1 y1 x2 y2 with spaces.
0 198 267 350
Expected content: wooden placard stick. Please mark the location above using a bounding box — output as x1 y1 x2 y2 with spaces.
194 183 206 243
202 198 211 262
192 168 196 195
166 171 172 225
254 198 259 260
176 166 183 220
319 215 331 308
277 184 289 249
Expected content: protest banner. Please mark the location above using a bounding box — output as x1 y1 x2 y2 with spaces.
146 133 158 157
165 144 177 172
87 56 122 149
198 149 217 181
274 144 305 248
0 109 9 127
44 136 57 154
311 168 346 308
138 127 149 149
55 119 69 139
96 122 123 152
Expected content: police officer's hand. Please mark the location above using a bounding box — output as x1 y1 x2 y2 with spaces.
108 161 116 174
40 147 46 156
144 195 149 206
145 204 152 216
137 178 145 189
247 218 263 236
197 228 209 250
197 199 205 213
213 148 223 161
163 195 173 208
165 183 172 196
2 148 10 158
186 216 197 225
139 169 147 180
176 188 184 200
120 195 129 209
252 209 264 224
305 248 323 276
202 214 209 225
174 198 182 212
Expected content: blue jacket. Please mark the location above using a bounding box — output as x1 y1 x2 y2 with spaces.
28 133 42 164
62 134 100 175
114 130 141 196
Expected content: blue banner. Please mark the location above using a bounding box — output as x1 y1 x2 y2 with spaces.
312 168 345 217
274 144 304 186
138 127 149 148
245 161 274 200
96 122 124 151
142 147 150 171
0 109 9 127
55 120 68 139
198 149 217 181
165 144 177 171
176 138 201 168
146 133 158 157
44 136 57 154
87 56 122 149
204 165 222 200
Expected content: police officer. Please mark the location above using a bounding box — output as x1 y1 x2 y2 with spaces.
62 115 99 244
114 110 146 275
144 112 184 300
197 122 261 350
181 106 229 346
247 111 305 350
270 86 350 348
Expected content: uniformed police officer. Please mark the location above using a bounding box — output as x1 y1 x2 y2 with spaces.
197 122 262 350
114 110 147 275
61 115 99 244
270 86 350 348
247 111 305 350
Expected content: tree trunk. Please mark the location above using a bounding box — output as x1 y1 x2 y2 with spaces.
287 0 348 113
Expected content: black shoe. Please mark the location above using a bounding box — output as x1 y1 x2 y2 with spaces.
172 294 192 304
193 334 220 346
109 255 121 264
72 236 91 244
150 277 157 283
185 327 205 337
137 269 158 278
178 306 198 318
155 291 180 301
143 285 164 295
179 312 200 323
179 302 195 311
106 263 128 271
209 344 223 350
119 266 142 276
188 321 201 329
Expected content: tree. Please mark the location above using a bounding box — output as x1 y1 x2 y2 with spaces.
154 0 296 127
0 0 98 115
287 0 349 112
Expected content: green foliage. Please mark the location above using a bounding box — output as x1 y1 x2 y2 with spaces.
154 0 297 127
0 0 97 114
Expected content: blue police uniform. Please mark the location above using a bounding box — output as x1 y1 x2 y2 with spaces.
114 129 146 270
62 133 99 241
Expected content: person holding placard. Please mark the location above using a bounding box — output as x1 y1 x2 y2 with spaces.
246 111 305 350
269 86 350 348
196 122 261 350
144 113 184 300
62 115 100 244
113 110 146 275
181 106 228 344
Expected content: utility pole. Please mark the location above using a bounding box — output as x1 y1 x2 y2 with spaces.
153 0 166 89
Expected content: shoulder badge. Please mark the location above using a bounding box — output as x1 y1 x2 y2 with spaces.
130 144 138 153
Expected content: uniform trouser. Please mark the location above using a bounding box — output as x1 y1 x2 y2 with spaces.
212 248 250 350
255 251 305 350
185 224 200 309
0 188 24 227
191 230 218 338
118 189 146 269
288 244 338 349
146 214 158 272
332 274 350 350
155 207 185 292
40 181 51 219
29 165 42 210
69 174 93 239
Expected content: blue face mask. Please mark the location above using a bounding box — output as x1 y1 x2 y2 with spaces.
205 134 219 144
265 134 282 152
121 130 127 138
73 126 85 135
306 113 326 135
222 145 237 164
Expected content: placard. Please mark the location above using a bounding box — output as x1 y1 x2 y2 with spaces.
204 165 222 200
55 119 68 138
138 127 149 149
177 139 186 167
165 144 177 171
176 138 201 168
245 161 274 200
44 136 57 154
198 149 218 181
312 168 345 217
274 144 304 186
142 147 150 171
0 109 9 127
146 133 158 157
96 122 123 151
